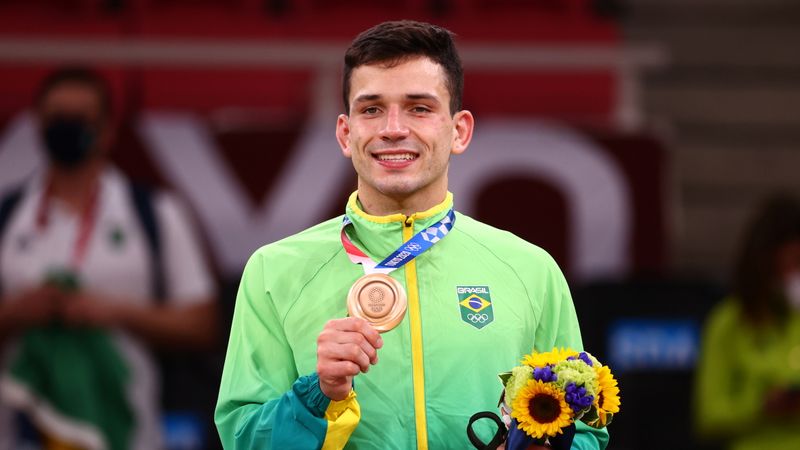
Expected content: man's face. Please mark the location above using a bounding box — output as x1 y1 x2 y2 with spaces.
38 82 111 162
39 82 105 130
336 56 473 203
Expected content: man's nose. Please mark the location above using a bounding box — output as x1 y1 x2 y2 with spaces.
381 106 409 140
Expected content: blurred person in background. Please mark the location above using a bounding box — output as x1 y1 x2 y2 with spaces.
0 67 217 450
695 194 800 450
215 20 608 450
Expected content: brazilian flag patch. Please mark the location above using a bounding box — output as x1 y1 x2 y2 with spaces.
457 286 494 329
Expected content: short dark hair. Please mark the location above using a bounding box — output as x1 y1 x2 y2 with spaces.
733 194 800 324
35 66 112 120
343 20 464 115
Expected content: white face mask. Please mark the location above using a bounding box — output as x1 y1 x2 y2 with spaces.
784 272 800 311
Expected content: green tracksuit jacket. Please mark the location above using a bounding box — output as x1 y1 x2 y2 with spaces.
215 192 609 450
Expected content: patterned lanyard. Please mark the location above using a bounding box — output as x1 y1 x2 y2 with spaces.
340 209 456 275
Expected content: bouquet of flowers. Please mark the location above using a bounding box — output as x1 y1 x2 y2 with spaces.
468 348 620 450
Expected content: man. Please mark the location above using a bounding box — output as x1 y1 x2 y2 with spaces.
0 67 217 449
215 21 609 449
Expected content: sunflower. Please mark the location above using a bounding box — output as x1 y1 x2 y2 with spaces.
521 347 579 368
589 365 621 427
511 379 573 439
504 365 534 407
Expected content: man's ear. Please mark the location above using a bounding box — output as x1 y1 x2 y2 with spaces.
451 110 474 155
336 114 352 158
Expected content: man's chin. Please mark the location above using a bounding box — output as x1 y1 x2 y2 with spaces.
374 181 421 199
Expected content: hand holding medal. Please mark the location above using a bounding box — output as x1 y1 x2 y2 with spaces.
316 317 383 400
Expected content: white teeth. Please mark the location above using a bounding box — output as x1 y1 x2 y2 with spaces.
376 153 416 161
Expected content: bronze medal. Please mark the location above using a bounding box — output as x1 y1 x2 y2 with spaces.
347 273 407 332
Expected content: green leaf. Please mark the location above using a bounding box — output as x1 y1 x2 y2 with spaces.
498 371 512 386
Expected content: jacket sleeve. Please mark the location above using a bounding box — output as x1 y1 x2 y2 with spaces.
533 253 610 450
214 251 360 449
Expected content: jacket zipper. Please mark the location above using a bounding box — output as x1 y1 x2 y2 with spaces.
403 216 428 450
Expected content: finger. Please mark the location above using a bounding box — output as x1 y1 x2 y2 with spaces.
321 342 371 372
357 320 383 350
325 317 367 332
319 339 371 372
318 360 361 379
334 332 379 365
328 317 383 350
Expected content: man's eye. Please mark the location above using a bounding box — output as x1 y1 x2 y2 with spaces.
411 106 431 113
363 106 380 114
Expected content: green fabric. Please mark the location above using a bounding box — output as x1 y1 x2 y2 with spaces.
215 195 608 449
9 326 133 450
214 372 332 450
694 298 800 450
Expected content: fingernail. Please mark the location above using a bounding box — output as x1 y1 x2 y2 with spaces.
377 337 383 347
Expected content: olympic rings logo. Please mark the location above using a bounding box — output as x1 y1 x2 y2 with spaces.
405 243 423 252
467 313 490 323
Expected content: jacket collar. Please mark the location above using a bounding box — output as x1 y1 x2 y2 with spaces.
343 191 454 261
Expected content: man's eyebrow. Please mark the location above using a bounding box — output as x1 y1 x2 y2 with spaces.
352 93 441 104
353 94 381 104
406 93 440 103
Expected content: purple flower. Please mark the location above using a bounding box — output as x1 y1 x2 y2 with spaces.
568 352 594 367
578 352 594 366
564 382 594 413
532 365 558 383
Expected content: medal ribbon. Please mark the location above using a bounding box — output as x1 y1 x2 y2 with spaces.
340 209 456 275
36 180 100 269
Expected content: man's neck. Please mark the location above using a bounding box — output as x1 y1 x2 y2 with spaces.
357 182 447 217
46 158 105 212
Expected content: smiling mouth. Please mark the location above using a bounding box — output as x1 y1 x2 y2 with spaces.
374 152 418 161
